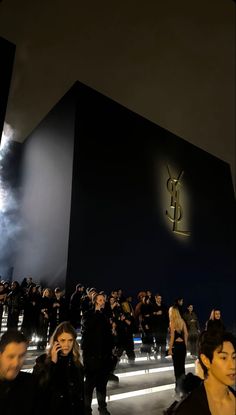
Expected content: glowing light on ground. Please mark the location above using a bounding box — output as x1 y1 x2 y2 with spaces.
92 383 176 404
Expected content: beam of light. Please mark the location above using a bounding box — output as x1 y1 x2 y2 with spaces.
0 122 14 212
0 121 23 278
0 122 13 154
92 383 176 404
0 185 7 212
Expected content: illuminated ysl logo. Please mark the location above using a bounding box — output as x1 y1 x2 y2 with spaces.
166 165 190 236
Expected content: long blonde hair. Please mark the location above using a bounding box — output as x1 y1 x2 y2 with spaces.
169 306 184 332
48 321 82 366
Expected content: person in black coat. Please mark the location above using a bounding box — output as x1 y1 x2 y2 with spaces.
49 288 69 336
81 293 113 415
69 283 85 329
205 308 225 333
6 281 23 329
0 329 38 415
152 293 169 361
33 321 84 415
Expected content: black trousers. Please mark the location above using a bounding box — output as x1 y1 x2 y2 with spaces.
153 330 167 358
84 359 110 414
188 332 199 356
172 341 186 391
7 310 20 329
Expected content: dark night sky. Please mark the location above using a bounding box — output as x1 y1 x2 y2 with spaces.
0 0 235 190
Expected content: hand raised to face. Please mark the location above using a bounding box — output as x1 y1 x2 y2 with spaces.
51 341 62 363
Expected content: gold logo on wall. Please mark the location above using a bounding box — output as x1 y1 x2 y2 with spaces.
166 165 190 236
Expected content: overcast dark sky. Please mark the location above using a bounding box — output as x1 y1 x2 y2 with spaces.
0 0 235 190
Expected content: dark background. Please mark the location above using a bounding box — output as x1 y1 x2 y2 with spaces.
0 0 235 190
9 81 235 330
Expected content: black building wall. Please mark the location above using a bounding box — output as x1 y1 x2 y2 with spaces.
0 140 22 280
13 81 235 329
0 37 17 280
0 37 15 142
67 82 235 328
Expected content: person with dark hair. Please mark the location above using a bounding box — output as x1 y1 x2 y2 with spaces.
139 295 154 356
49 287 68 336
6 281 23 329
69 283 85 329
0 282 7 332
165 330 236 414
21 283 41 341
174 297 184 318
152 293 169 361
81 293 113 415
0 329 37 415
183 304 200 358
33 321 84 415
37 287 53 350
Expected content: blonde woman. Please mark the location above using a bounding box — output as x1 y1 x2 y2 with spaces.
205 308 225 332
33 321 84 415
168 305 188 396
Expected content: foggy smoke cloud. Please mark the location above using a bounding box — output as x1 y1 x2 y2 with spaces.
0 122 22 279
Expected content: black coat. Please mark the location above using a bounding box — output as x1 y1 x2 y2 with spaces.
0 371 37 415
33 353 84 415
81 308 113 373
172 382 236 414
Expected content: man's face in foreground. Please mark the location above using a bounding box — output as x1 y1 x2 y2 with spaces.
0 342 27 381
207 341 236 387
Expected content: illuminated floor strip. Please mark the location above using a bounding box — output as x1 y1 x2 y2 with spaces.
23 362 194 374
92 383 175 404
118 363 194 378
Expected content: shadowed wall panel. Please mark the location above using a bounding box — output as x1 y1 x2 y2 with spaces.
0 37 15 142
13 89 76 287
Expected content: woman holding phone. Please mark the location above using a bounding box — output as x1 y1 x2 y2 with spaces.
33 321 85 415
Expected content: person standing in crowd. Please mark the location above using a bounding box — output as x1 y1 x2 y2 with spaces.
174 297 184 318
6 281 23 330
37 287 53 350
81 293 113 415
152 293 169 361
183 304 200 358
0 330 37 415
80 287 97 316
49 287 68 336
168 306 188 396
21 283 41 341
139 294 154 356
205 308 225 332
134 291 146 327
109 295 136 368
69 283 85 329
169 330 236 414
0 282 7 333
33 321 84 415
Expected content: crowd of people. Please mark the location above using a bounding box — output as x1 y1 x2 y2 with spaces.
0 276 235 415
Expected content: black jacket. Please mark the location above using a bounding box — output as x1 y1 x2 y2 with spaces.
0 371 37 415
33 352 84 415
172 382 236 414
81 308 113 372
